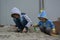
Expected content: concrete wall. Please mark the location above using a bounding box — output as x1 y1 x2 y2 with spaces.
0 0 60 25
44 0 60 21
0 1 1 24
0 0 39 25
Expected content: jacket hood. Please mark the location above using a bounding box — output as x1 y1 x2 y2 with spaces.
11 7 21 15
38 10 47 19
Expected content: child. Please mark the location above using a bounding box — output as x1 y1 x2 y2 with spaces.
34 10 56 35
11 7 32 33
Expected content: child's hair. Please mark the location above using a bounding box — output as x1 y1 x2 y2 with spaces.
11 14 20 17
38 17 48 20
43 18 48 20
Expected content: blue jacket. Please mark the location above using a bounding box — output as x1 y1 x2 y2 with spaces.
38 20 55 29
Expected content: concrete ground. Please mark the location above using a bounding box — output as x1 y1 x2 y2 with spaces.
0 26 60 40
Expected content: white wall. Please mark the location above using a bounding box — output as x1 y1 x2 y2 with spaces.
0 3 1 24
0 0 60 25
44 0 60 21
0 0 39 25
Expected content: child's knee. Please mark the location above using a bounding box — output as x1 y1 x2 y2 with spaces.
40 27 45 32
46 27 51 31
40 27 44 29
45 28 51 34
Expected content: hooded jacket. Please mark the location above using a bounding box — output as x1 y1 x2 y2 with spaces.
11 7 32 27
38 10 55 29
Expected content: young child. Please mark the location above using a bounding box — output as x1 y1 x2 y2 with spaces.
11 7 32 33
34 10 56 35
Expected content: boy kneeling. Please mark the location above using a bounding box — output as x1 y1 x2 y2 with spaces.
34 10 56 36
11 7 32 33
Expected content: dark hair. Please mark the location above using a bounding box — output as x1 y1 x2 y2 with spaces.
38 17 47 20
11 14 20 17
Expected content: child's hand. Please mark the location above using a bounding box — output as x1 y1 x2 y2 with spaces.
50 28 57 36
23 28 27 33
33 25 38 27
52 28 56 34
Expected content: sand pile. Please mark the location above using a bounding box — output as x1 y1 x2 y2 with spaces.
0 26 59 40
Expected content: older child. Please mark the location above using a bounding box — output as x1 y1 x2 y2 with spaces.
34 10 56 35
11 7 32 33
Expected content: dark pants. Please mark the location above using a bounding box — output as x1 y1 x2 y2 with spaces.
14 17 28 32
40 27 51 35
17 26 28 32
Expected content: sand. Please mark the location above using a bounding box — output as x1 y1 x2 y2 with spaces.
0 26 60 40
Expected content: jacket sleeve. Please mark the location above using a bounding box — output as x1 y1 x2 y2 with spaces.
49 20 55 29
13 19 18 27
24 15 32 27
